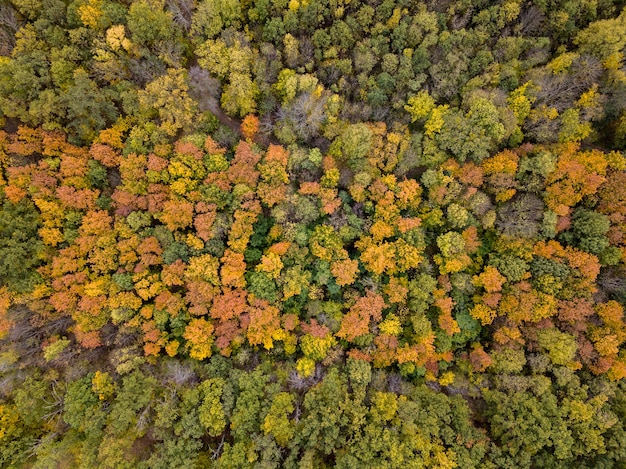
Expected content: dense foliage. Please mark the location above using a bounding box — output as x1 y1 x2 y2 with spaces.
1 0 626 467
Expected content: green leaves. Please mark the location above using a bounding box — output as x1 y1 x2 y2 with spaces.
199 378 227 437
0 196 44 293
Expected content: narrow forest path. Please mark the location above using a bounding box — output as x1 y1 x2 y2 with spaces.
203 94 243 139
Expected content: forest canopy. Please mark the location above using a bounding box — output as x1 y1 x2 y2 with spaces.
1 0 626 467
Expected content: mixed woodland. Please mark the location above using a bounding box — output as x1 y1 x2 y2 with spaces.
2 0 626 466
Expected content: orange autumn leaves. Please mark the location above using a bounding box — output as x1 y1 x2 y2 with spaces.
337 290 386 341
4 125 626 382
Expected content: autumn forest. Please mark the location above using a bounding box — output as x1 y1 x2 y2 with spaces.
1 0 626 467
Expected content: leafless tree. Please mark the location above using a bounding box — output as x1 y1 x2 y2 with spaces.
41 379 66 424
209 434 226 460
155 40 185 68
166 0 194 32
129 57 167 87
0 3 19 56
598 267 626 302
496 192 544 238
386 373 406 394
340 101 373 123
531 58 601 114
299 36 315 65
450 7 473 30
164 359 197 385
188 65 221 112
287 364 324 392
516 5 546 36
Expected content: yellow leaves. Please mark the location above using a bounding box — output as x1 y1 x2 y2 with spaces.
0 287 11 316
220 249 247 288
186 233 204 251
577 85 601 109
199 378 226 437
83 277 110 297
425 105 449 137
138 69 197 136
108 291 142 315
186 254 220 285
167 159 193 179
386 7 402 28
501 1 521 21
348 181 367 203
262 392 295 446
33 198 64 224
92 371 115 400
603 52 624 71
482 150 519 175
559 108 593 143
133 272 164 300
39 227 64 246
606 150 626 170
197 40 230 79
247 300 282 349
356 235 422 277
438 371 455 386
371 392 398 422
577 148 609 175
256 252 284 279
434 253 472 275
591 327 621 357
537 328 577 366
429 448 458 469
320 168 340 188
106 25 133 52
165 340 179 357
228 208 258 253
78 0 103 29
384 276 409 304
183 318 215 361
0 404 20 441
379 314 402 336
370 220 395 242
608 354 626 381
596 301 624 329
373 195 400 224
358 239 396 276
470 303 497 326
473 266 506 293
546 52 578 74
394 239 423 272
309 225 346 262
563 398 595 423
274 69 299 104
281 266 311 299
296 357 316 377
300 333 336 362
404 90 435 122
495 188 516 203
